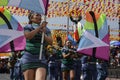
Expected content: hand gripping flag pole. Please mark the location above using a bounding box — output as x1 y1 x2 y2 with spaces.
39 0 49 60
39 16 46 60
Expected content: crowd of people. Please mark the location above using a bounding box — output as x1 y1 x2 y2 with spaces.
110 46 120 67
0 40 120 80
0 12 120 80
0 58 9 73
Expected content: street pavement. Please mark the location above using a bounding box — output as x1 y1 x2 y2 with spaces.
0 73 10 80
0 73 120 80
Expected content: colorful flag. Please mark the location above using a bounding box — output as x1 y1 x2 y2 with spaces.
0 8 26 52
0 0 49 15
77 11 110 60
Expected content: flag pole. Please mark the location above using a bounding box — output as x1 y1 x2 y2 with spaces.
89 11 98 61
39 0 49 60
39 16 46 60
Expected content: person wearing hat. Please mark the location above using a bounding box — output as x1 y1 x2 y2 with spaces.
20 12 53 80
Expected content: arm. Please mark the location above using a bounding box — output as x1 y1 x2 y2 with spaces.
44 34 53 45
24 21 48 39
24 27 41 39
62 52 72 58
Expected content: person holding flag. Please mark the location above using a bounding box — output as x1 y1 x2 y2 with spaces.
69 9 83 44
69 10 83 80
20 12 53 80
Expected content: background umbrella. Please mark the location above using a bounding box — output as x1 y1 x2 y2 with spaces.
110 40 119 46
113 41 120 46
0 8 26 52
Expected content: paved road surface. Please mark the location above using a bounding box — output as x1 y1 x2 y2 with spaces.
0 73 10 80
0 73 120 80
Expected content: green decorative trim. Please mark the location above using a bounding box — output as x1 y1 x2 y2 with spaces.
84 14 106 30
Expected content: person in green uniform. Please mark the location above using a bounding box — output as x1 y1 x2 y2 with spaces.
21 12 53 80
61 40 76 80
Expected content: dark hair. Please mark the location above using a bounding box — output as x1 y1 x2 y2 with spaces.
28 13 32 24
28 11 35 24
70 15 82 24
28 12 42 24
56 36 63 47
